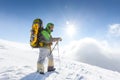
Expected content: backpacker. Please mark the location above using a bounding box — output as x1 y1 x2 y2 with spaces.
30 18 43 48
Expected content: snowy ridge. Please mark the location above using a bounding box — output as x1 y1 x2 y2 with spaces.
0 39 120 80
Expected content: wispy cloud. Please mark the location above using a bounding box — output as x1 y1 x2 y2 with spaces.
64 38 120 72
108 24 120 37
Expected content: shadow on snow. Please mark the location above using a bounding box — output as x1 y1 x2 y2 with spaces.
21 71 59 80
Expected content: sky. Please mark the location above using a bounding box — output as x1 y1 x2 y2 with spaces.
0 0 120 72
0 0 120 44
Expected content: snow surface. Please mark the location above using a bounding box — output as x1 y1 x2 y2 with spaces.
0 39 120 80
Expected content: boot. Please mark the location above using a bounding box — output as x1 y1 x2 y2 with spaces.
47 66 56 72
37 70 44 74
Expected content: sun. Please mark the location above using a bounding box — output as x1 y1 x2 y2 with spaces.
65 21 76 37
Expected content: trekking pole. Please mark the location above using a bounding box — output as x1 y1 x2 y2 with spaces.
57 41 61 70
50 41 58 54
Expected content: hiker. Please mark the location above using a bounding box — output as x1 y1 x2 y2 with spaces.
37 23 62 74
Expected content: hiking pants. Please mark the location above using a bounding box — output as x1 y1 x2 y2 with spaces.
37 48 54 72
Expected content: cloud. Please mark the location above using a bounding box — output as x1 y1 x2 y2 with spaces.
64 38 120 72
108 24 120 37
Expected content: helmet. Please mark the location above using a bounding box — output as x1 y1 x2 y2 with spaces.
46 23 54 34
46 23 54 29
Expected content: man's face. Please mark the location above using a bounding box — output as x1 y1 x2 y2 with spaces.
50 26 54 32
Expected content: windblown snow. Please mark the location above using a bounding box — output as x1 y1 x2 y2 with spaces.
0 39 120 80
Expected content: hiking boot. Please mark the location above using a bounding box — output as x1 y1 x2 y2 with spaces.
47 66 56 72
39 72 44 74
37 70 44 74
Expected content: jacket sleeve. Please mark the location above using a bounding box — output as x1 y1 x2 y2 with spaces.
40 30 52 43
50 35 61 42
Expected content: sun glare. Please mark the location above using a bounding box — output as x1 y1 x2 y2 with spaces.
65 21 76 37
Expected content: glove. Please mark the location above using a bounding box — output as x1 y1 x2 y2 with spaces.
52 37 62 42
58 37 62 41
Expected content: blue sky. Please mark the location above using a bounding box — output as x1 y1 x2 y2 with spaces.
0 0 120 45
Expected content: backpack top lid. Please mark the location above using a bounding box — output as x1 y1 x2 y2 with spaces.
33 18 43 24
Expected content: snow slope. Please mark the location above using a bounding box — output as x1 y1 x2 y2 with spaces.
0 39 120 80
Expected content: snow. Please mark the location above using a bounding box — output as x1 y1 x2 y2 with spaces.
0 39 120 80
